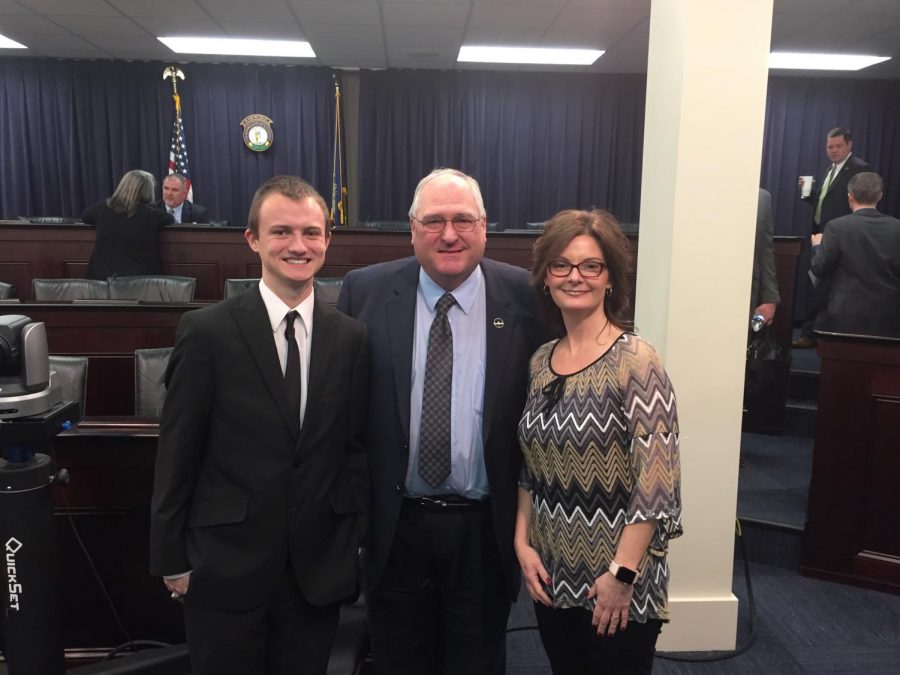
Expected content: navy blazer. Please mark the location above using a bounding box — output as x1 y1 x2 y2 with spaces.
337 257 544 599
154 199 209 223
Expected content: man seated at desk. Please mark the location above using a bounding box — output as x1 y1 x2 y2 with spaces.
156 173 208 224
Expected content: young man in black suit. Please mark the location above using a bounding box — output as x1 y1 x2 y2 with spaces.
150 175 369 675
338 168 544 674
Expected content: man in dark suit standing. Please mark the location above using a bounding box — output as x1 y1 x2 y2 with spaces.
337 168 543 674
811 172 900 336
150 175 369 675
794 127 870 347
158 173 209 223
751 188 781 325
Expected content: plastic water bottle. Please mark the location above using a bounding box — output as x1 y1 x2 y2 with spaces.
750 314 765 332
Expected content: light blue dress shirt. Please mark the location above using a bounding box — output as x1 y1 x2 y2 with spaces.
406 266 488 499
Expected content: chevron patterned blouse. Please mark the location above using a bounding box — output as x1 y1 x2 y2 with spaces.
518 333 683 621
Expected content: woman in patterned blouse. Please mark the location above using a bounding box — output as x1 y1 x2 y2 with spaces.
515 209 683 674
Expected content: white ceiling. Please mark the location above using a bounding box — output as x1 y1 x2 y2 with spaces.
0 0 898 78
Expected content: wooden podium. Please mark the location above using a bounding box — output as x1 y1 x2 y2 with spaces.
801 331 900 593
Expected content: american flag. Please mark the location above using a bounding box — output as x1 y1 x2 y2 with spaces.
168 92 193 201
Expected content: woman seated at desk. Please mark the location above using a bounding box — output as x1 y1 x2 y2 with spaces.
82 170 174 280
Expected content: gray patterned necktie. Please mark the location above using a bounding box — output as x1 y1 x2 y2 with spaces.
418 292 456 487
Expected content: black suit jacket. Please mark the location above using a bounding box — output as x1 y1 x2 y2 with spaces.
801 154 870 233
337 257 543 601
150 287 369 611
82 201 174 280
810 208 900 336
154 200 209 223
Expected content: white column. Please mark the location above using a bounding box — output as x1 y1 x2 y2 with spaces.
636 0 773 651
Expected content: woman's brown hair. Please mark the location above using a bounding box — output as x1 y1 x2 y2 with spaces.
531 209 633 333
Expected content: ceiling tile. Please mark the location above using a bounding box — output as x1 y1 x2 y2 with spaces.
474 0 566 6
547 6 647 43
594 48 647 72
311 42 384 59
107 0 208 19
468 4 560 30
288 0 381 25
462 25 545 44
383 23 463 45
304 23 383 44
132 16 226 37
93 35 169 52
770 12 811 41
197 0 295 21
15 0 120 15
50 15 148 37
23 33 104 52
610 16 648 51
0 0 30 13
0 13 69 35
217 19 304 39
380 2 470 27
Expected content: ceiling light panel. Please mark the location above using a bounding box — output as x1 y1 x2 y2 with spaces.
158 36 315 57
458 45 603 65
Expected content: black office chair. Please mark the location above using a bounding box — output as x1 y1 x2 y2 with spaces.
0 281 15 299
223 278 260 299
49 355 89 417
486 222 501 232
364 220 409 231
315 278 344 307
18 216 79 224
134 347 173 417
108 276 196 303
524 221 545 231
32 278 109 301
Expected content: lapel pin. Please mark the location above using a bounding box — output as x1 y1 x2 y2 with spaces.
493 318 505 329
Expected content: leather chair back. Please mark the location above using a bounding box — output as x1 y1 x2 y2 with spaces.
134 347 173 417
0 281 15 299
32 278 109 301
109 276 196 303
315 277 344 307
49 355 89 416
224 278 260 299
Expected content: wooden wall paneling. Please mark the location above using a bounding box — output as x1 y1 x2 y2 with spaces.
802 334 900 593
0 260 31 300
53 425 185 654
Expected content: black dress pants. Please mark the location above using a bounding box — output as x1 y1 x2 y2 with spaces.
368 498 511 675
183 565 340 675
534 602 662 675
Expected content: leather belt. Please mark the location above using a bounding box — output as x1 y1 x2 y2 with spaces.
404 495 486 511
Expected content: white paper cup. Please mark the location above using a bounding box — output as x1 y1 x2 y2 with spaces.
800 176 814 198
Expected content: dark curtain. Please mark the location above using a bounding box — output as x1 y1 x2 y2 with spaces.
0 58 335 226
357 70 646 228
762 76 900 235
3 59 899 234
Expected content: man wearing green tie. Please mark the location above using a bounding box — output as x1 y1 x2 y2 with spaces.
794 127 871 348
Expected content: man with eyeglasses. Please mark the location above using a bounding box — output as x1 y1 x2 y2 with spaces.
338 168 544 674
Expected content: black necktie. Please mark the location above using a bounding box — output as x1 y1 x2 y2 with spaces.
418 293 456 487
284 311 301 418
